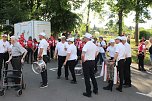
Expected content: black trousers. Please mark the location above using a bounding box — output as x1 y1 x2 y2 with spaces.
124 57 132 86
0 52 9 79
82 60 98 94
117 59 125 90
50 46 55 58
41 55 48 85
57 56 69 78
66 60 77 82
11 56 22 84
34 49 38 61
26 48 33 63
138 53 145 70
95 54 100 72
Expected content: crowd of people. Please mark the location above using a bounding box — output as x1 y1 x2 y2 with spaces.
0 31 152 97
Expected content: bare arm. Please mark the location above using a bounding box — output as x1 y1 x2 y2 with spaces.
81 51 86 62
38 48 43 59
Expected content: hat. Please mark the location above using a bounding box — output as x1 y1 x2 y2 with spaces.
121 36 127 41
67 37 74 42
39 32 46 36
84 33 92 39
115 36 122 40
109 39 115 43
60 36 66 39
91 39 94 42
10 36 16 40
1 34 8 37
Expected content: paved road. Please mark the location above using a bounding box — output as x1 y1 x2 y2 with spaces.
0 60 152 101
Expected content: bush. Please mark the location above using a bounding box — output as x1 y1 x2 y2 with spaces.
139 30 151 40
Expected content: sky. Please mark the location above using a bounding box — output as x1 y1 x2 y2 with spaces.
72 2 152 29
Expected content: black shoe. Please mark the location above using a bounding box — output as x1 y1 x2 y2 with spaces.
116 87 122 92
83 92 91 97
93 90 98 95
123 84 131 88
142 69 146 71
103 80 113 92
57 76 60 79
40 84 48 88
70 80 77 84
65 77 68 80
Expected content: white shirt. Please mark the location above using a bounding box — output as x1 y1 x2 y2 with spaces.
82 41 97 60
55 42 69 56
0 39 10 53
98 40 106 53
124 42 132 58
38 39 49 56
115 42 126 61
107 45 116 57
67 44 77 60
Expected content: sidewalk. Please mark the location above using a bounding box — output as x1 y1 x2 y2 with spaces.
131 63 152 71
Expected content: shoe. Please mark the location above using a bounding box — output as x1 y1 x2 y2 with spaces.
70 80 77 84
40 84 48 88
123 84 131 88
103 80 113 92
116 87 122 92
83 92 91 97
40 82 48 85
93 90 98 95
65 77 69 80
57 76 60 79
142 69 146 71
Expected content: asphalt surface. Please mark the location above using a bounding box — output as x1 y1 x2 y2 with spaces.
0 60 152 101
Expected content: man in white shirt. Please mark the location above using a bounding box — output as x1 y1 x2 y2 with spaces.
81 33 98 97
0 34 10 80
54 36 69 80
63 37 77 84
38 32 49 88
112 36 126 92
121 36 132 87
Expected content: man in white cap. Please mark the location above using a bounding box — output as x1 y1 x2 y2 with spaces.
112 36 126 92
38 32 49 88
54 36 69 80
81 33 98 97
121 36 132 87
63 37 77 84
0 34 10 80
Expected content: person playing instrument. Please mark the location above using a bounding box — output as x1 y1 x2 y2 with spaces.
38 32 49 88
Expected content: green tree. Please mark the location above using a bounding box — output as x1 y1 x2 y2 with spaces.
133 0 152 45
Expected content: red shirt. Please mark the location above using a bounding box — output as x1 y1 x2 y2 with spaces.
18 40 25 47
138 42 145 52
79 42 86 51
27 40 33 48
75 39 82 49
47 39 52 47
33 41 38 50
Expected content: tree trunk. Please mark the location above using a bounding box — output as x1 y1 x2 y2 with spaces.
86 0 91 32
135 0 140 46
118 9 123 36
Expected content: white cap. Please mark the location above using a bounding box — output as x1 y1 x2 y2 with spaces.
121 36 127 41
39 32 46 36
67 37 74 42
115 36 122 40
109 39 115 43
1 34 7 37
84 33 92 39
10 36 16 40
60 36 66 39
91 39 94 42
